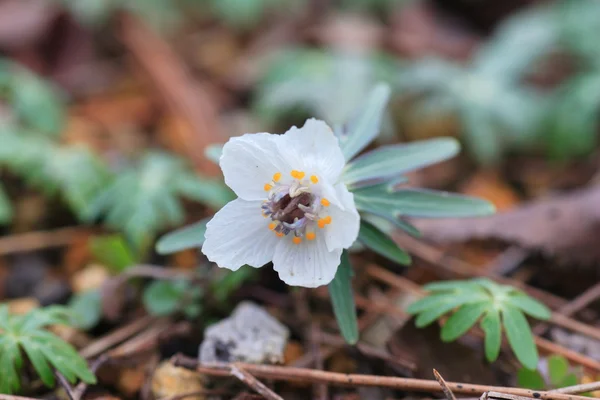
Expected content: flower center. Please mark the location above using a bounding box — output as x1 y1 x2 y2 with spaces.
261 171 332 243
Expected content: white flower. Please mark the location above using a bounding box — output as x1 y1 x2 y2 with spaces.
202 119 360 288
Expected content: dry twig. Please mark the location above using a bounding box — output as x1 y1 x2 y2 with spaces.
434 369 457 400
230 364 284 400
172 354 592 400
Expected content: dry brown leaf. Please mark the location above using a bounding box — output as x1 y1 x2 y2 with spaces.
460 170 521 212
413 184 600 264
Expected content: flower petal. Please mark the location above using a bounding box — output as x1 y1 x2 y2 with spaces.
220 133 290 201
324 183 360 251
202 199 278 270
277 119 345 182
272 236 342 288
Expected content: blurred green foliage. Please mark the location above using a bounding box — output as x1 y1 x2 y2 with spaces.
518 355 579 390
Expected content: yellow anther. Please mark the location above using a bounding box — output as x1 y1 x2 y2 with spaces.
293 237 302 245
291 170 305 180
273 172 282 182
306 232 316 241
264 183 273 191
268 222 277 231
276 232 285 237
317 219 327 229
310 175 319 184
324 216 332 225
320 198 330 207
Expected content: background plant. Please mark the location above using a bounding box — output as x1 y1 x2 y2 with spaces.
0 305 96 394
406 278 551 369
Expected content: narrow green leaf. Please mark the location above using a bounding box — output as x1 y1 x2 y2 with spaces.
328 251 359 344
354 184 496 219
441 302 487 342
481 307 502 362
338 83 391 161
548 355 569 386
0 337 22 394
176 174 234 209
156 218 209 255
358 220 411 265
343 138 459 187
0 182 13 224
21 339 55 387
504 293 551 320
360 212 421 238
517 368 546 390
89 234 137 272
413 292 489 328
559 373 578 388
502 305 539 370
406 294 453 314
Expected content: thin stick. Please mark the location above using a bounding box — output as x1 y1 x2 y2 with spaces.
551 381 600 394
55 372 76 400
80 315 155 358
0 227 92 255
172 355 590 400
484 391 536 400
230 364 283 400
434 369 457 400
0 395 41 400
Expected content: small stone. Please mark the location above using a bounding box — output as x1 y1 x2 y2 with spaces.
71 264 110 293
151 361 205 400
199 301 289 364
7 297 39 315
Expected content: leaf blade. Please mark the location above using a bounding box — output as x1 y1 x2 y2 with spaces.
328 251 359 344
502 305 539 370
358 220 411 265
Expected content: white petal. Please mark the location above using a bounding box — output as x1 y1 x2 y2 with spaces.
220 133 290 201
202 199 278 270
272 236 342 288
324 183 360 251
277 119 345 182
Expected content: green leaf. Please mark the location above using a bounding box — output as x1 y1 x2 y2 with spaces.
517 368 546 390
412 292 489 327
547 74 600 160
342 138 460 187
358 220 411 265
328 251 359 344
211 266 258 303
548 355 569 386
0 337 22 393
9 66 66 136
360 212 421 238
89 234 137 272
0 182 13 224
156 218 209 255
338 83 391 161
354 184 496 219
20 338 55 387
176 174 234 209
68 290 102 330
481 307 502 362
423 280 485 293
205 144 223 165
441 302 488 342
559 373 578 388
502 305 539 370
504 293 551 320
143 279 188 316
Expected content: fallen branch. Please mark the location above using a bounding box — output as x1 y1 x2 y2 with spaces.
171 354 592 400
0 227 93 255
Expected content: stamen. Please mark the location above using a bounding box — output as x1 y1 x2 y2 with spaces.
293 237 302 245
264 183 273 191
317 219 327 229
306 232 316 241
324 216 332 225
273 172 282 182
276 232 285 237
268 222 277 231
320 198 330 207
310 175 318 184
291 170 305 180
